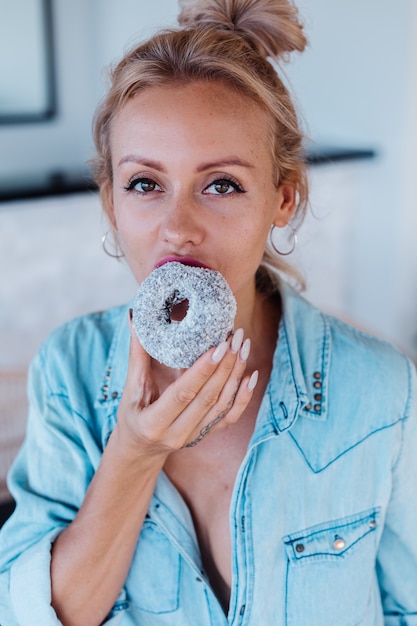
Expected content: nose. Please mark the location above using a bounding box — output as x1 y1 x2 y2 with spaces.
160 196 204 249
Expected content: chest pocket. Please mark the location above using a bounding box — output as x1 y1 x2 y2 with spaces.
283 507 380 626
125 519 181 614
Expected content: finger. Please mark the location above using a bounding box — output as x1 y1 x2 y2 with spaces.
149 339 230 423
186 334 248 418
207 336 251 413
183 370 259 447
124 309 159 407
139 330 240 438
170 331 243 414
130 329 245 446
178 336 250 438
222 369 259 425
166 333 248 444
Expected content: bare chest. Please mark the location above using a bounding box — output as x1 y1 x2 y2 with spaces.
163 423 254 610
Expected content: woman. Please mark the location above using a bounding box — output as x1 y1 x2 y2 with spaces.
1 0 416 624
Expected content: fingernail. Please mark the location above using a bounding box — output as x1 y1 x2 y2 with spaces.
212 341 228 363
240 338 251 361
248 370 259 391
231 328 244 353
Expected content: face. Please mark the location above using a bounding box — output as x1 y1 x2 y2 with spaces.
107 81 295 310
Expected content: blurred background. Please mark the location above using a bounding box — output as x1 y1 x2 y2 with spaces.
0 0 417 507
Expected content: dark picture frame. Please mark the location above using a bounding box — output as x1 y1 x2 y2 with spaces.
0 0 56 124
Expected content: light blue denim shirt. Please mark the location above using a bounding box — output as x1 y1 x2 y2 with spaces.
1 283 417 626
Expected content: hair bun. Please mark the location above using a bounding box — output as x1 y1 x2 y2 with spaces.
178 0 307 60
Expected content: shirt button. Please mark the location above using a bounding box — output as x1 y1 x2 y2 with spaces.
314 393 322 401
313 371 321 379
369 519 377 529
295 543 305 553
333 537 346 551
314 404 322 412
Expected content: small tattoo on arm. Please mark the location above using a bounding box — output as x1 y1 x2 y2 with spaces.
183 411 226 448
182 382 240 448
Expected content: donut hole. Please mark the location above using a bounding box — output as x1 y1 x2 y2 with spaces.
165 291 189 323
170 299 189 322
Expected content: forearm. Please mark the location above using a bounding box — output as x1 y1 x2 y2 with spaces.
50 427 166 626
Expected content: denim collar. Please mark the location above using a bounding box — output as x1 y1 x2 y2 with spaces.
94 303 131 410
248 282 330 449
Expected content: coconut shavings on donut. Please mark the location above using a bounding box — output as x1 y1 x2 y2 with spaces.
132 262 236 368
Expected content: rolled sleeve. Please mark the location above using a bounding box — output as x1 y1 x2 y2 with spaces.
9 530 62 625
6 529 127 625
0 341 107 623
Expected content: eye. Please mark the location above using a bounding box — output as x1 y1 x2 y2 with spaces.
124 177 162 193
203 177 245 195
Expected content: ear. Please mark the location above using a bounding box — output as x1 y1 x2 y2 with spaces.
101 182 118 230
272 184 296 228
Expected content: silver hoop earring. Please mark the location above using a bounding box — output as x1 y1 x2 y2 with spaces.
102 231 124 259
270 224 297 256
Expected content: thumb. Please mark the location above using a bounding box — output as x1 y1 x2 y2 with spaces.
126 308 160 407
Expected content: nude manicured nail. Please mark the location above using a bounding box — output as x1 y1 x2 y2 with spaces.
231 328 244 353
248 370 259 391
212 341 228 363
240 338 251 361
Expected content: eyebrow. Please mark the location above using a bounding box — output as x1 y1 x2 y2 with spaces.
196 157 255 172
117 155 255 171
117 155 166 171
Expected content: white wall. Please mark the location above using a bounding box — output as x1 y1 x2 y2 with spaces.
400 0 417 356
284 0 417 356
0 0 178 181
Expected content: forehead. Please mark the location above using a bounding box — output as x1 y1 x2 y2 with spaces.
110 80 273 156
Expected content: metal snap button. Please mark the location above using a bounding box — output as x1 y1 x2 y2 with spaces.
295 543 305 553
333 537 346 551
313 372 321 379
369 519 377 529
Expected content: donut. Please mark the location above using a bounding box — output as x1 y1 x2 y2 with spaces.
132 262 236 368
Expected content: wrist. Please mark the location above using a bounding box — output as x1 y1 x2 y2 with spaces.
109 422 169 473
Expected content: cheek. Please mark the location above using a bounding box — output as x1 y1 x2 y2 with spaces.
112 201 150 243
111 212 147 269
222 227 267 282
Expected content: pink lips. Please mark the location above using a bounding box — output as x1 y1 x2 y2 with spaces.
155 256 212 270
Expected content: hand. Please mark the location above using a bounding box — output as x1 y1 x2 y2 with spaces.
115 312 258 460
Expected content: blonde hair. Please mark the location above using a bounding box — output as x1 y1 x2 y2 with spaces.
92 0 309 288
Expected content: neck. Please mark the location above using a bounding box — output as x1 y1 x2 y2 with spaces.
234 279 281 369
